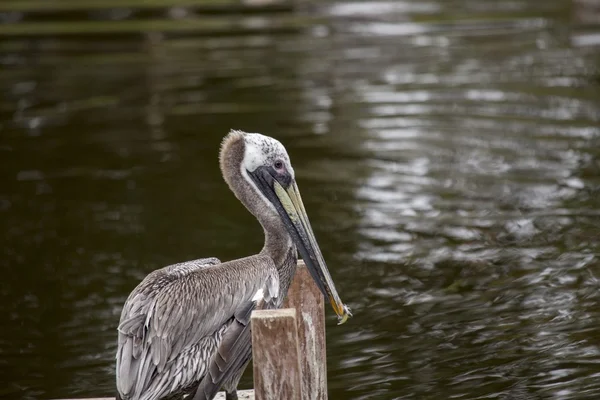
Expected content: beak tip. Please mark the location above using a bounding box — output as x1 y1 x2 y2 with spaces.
336 304 352 325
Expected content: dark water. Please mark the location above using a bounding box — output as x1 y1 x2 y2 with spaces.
1 1 600 399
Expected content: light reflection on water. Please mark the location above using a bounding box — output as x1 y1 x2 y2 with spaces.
1 1 600 399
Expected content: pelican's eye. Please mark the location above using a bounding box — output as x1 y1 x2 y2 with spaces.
274 160 284 170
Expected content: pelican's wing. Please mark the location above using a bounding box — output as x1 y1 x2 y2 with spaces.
116 255 279 400
192 262 280 400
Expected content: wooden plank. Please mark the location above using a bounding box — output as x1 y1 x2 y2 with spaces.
251 308 302 400
0 15 321 36
283 260 327 400
0 0 296 12
54 389 255 400
0 0 238 12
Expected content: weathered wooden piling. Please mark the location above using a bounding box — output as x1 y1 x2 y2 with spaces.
283 260 327 400
251 309 303 400
58 261 327 400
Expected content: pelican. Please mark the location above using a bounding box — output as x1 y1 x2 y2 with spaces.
116 130 352 400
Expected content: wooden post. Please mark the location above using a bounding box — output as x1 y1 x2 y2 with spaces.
251 308 303 400
283 260 327 400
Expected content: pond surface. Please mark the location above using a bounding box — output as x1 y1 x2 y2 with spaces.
1 1 600 399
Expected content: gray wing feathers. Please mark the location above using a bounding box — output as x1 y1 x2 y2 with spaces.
117 257 222 398
192 273 280 400
116 256 279 400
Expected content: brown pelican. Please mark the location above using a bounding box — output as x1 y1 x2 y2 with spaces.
116 130 351 400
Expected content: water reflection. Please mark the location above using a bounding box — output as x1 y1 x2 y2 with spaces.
1 1 600 399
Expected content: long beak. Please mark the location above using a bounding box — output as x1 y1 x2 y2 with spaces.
273 181 352 325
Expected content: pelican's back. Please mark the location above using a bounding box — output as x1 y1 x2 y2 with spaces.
116 256 279 400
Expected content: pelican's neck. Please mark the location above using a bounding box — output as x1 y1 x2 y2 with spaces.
240 181 299 293
237 181 296 270
258 212 295 267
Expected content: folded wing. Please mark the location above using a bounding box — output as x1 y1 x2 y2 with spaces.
116 256 279 400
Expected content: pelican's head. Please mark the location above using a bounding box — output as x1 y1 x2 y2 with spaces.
220 129 352 325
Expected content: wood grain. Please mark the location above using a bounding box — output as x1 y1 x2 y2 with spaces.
283 260 327 400
251 308 302 400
